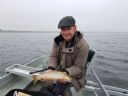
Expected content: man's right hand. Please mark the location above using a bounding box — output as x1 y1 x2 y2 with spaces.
47 66 56 70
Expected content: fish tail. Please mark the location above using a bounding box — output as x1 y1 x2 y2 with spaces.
32 75 38 84
33 80 38 84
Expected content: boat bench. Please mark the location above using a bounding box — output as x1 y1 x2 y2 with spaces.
6 64 40 78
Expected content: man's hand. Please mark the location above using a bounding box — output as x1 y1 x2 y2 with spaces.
57 66 69 75
48 66 56 70
58 68 69 75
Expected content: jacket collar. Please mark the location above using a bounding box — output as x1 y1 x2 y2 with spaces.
54 31 83 45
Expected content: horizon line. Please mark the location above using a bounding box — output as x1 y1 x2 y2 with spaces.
0 30 128 33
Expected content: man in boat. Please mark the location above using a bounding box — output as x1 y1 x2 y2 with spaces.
47 16 89 96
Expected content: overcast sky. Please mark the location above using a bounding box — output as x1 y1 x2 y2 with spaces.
0 0 128 32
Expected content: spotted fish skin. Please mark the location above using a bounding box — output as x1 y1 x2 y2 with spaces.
32 70 72 83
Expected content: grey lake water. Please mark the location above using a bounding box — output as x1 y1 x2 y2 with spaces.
0 31 128 90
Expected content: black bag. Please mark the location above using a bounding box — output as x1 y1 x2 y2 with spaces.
5 88 55 96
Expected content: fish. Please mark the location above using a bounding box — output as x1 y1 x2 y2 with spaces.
32 70 72 83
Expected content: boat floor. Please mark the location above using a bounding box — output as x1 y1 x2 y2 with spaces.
0 76 31 96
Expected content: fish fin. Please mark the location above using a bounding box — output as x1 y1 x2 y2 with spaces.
33 80 38 84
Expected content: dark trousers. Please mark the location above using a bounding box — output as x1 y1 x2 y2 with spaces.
52 82 72 96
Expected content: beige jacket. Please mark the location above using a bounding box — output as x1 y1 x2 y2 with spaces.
48 31 89 92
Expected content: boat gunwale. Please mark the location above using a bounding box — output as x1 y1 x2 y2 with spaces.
0 55 45 88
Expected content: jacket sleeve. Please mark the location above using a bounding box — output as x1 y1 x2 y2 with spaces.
48 42 58 68
66 39 89 78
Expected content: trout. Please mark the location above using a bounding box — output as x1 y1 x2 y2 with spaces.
32 70 72 83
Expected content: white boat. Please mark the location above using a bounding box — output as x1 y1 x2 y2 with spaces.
0 49 128 96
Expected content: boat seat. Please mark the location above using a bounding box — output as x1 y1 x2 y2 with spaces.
87 49 96 63
85 49 96 76
6 64 40 78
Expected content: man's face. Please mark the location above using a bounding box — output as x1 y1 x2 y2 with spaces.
60 26 77 42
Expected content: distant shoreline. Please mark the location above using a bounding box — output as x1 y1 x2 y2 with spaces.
0 30 128 33
0 30 58 33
